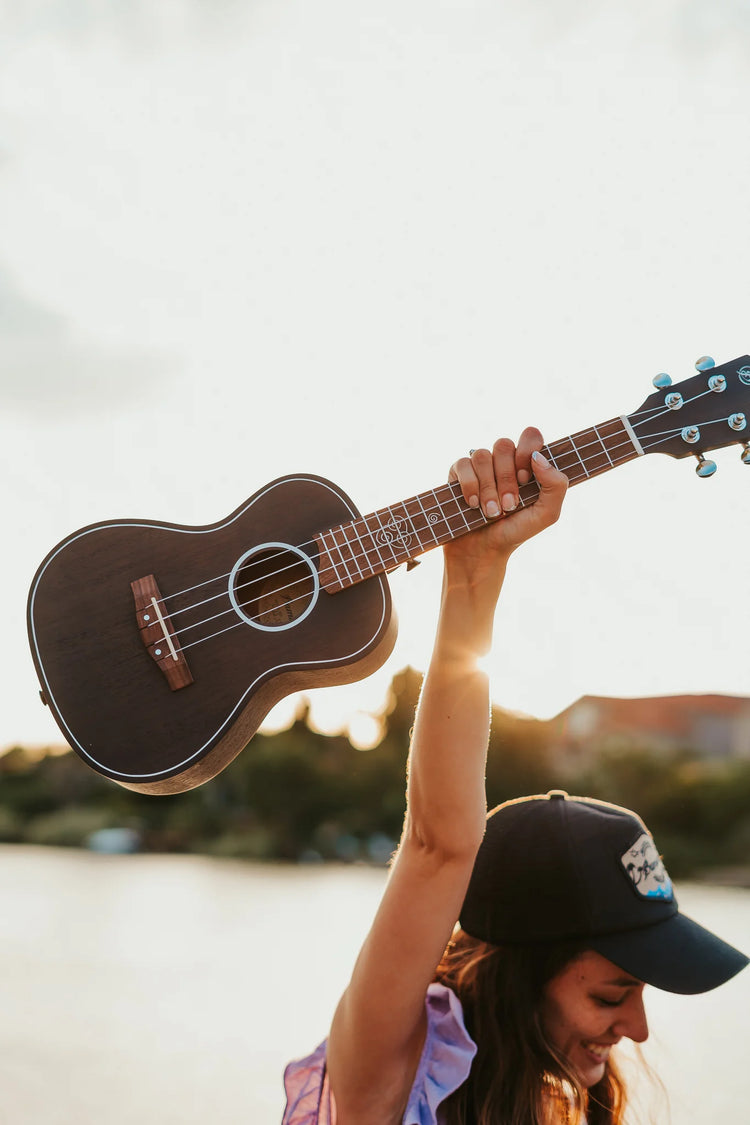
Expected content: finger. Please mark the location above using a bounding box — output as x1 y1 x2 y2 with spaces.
472 445 504 519
529 448 569 524
491 437 522 515
448 455 481 509
515 426 544 486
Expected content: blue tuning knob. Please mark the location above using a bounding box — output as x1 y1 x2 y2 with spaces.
695 356 715 372
695 454 717 477
652 372 672 388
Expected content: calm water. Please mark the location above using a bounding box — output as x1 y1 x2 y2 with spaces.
0 846 748 1125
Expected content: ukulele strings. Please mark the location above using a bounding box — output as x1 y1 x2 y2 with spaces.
159 406 725 654
162 409 733 652
157 392 713 619
159 424 633 614
175 431 660 653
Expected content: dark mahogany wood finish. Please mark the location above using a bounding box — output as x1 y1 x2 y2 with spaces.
28 476 395 794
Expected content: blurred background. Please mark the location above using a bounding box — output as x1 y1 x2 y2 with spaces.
1 1 749 1122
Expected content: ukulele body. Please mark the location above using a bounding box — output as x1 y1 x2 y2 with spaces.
27 475 396 794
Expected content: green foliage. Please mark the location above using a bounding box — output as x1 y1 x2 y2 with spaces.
2 672 750 878
0 804 23 842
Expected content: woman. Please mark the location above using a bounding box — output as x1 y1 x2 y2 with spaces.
283 431 748 1125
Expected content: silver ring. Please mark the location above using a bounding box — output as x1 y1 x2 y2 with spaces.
469 448 476 455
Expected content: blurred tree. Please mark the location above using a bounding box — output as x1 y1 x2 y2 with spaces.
2 674 749 876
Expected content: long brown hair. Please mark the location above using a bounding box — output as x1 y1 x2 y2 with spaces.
434 929 626 1125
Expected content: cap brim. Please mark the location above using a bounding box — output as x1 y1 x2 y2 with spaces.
589 911 749 995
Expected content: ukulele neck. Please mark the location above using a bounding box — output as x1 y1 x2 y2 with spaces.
315 417 641 593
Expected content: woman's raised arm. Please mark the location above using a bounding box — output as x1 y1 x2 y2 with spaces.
326 431 568 1125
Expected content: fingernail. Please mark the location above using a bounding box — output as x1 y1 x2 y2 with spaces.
486 500 500 518
468 494 479 508
532 450 549 468
502 493 517 512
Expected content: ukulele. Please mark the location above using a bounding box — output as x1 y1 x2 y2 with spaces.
27 354 750 794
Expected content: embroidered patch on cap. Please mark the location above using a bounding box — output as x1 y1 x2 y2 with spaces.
620 833 674 900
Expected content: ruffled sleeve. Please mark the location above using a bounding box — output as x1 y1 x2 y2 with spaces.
403 983 477 1125
282 1039 334 1125
281 983 476 1125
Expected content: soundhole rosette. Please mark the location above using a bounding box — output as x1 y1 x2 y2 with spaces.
228 542 319 632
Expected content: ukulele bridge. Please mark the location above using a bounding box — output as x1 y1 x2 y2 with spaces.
131 574 194 691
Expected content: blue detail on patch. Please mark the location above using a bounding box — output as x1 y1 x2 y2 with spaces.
644 879 673 900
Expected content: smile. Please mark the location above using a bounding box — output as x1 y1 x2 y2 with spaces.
581 1041 615 1062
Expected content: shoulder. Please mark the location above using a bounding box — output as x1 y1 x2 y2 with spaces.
282 984 477 1125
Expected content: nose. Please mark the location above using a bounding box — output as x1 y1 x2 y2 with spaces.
614 992 649 1044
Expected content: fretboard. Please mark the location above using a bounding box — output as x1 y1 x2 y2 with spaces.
315 416 640 593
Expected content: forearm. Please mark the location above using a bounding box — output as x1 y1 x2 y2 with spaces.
404 559 509 857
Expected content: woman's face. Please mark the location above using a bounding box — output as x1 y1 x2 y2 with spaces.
540 950 648 1088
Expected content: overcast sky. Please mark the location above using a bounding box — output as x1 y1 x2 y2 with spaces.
2 0 749 752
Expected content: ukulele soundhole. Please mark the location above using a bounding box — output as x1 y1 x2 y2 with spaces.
228 542 320 633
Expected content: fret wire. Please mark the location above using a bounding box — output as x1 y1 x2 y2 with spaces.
360 520 381 575
355 514 389 574
315 531 339 590
388 501 418 560
596 422 619 467
343 519 377 577
425 489 445 541
576 428 609 474
384 502 413 563
546 446 561 470
398 498 420 538
552 420 632 478
415 493 441 545
331 526 356 584
440 483 473 533
438 487 468 535
358 512 387 570
396 496 425 558
549 419 623 470
568 435 590 478
372 506 406 566
324 529 347 588
595 422 619 463
428 489 446 537
337 524 365 582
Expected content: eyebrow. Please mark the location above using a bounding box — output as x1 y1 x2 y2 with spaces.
602 976 642 988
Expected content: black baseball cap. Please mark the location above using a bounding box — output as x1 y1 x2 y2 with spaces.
459 791 748 995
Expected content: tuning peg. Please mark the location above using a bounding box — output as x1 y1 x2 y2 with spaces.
652 372 672 388
741 443 750 465
695 355 715 372
695 454 717 477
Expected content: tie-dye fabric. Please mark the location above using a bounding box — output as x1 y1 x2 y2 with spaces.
282 983 477 1125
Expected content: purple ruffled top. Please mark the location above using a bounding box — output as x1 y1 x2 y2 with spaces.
282 983 477 1125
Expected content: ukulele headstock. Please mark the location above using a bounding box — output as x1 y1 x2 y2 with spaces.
626 354 750 475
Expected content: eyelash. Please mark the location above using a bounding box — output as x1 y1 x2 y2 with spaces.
594 996 625 1008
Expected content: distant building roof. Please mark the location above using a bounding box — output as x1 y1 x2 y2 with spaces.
549 693 750 761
